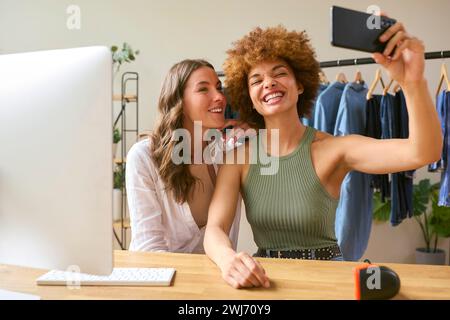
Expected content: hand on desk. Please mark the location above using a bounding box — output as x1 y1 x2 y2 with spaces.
219 251 270 289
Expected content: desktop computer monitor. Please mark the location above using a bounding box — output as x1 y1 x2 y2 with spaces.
0 46 113 275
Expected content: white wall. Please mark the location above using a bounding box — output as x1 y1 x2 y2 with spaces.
2 0 449 264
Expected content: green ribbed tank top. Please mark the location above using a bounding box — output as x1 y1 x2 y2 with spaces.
242 126 339 251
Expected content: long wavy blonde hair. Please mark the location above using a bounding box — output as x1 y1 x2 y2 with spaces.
151 59 215 203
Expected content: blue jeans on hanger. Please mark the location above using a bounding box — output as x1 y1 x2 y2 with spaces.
381 92 414 226
439 91 450 206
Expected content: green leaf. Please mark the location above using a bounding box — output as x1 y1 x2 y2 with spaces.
372 191 391 221
430 192 450 238
412 179 432 217
113 128 121 144
113 164 125 189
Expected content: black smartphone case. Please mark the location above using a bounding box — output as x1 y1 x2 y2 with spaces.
331 6 397 53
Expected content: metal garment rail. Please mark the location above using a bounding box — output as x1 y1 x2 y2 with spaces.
319 50 450 68
216 50 450 76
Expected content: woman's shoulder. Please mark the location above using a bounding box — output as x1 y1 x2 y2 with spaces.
312 129 333 142
126 136 156 169
310 128 348 159
312 128 355 146
128 137 151 157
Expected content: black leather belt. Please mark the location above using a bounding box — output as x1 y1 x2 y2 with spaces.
255 244 342 260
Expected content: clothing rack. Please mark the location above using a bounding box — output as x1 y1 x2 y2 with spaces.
217 50 450 76
319 50 450 68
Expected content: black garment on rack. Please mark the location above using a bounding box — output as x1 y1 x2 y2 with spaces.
391 90 414 225
365 95 390 201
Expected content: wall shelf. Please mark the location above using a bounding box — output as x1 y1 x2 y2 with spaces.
113 218 131 230
113 94 137 102
114 158 127 164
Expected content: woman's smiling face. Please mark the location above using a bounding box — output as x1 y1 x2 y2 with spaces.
182 66 227 129
247 59 303 118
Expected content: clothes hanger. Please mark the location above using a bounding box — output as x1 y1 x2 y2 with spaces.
319 70 330 85
366 68 386 100
436 63 450 98
354 69 364 85
382 78 395 96
382 79 403 96
334 60 348 84
336 72 348 84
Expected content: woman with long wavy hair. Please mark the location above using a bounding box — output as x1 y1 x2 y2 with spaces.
126 59 245 253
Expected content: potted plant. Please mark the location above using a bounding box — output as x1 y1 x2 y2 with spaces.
111 42 140 75
113 164 125 222
413 179 450 264
373 178 450 265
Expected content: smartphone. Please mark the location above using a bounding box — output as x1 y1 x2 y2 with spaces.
331 6 397 53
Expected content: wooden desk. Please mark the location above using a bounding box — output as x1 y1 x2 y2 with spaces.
1 250 450 299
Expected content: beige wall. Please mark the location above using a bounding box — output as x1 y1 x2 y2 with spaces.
2 0 449 263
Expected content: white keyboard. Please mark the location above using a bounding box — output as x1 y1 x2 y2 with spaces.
0 289 40 300
36 268 176 286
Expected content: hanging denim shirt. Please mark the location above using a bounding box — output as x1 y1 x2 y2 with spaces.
380 92 414 226
380 94 397 140
313 81 346 133
333 81 371 261
301 84 329 127
429 91 447 172
438 91 450 206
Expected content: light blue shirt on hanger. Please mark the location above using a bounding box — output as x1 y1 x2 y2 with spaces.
313 81 347 134
333 81 371 261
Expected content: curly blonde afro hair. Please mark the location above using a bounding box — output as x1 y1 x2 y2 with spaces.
223 25 320 128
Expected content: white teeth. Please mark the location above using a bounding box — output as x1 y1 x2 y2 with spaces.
209 108 223 113
264 92 284 103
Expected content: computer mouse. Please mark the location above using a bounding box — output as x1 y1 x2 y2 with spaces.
354 260 401 300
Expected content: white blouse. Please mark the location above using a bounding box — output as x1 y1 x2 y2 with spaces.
125 138 241 253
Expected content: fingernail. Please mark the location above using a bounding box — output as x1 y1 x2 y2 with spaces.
264 280 270 288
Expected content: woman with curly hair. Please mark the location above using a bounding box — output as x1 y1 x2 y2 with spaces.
126 59 246 253
204 24 443 289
